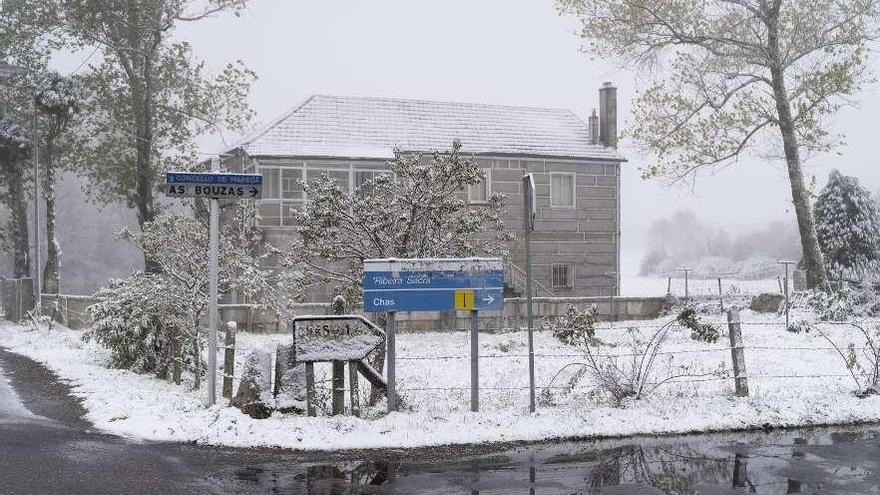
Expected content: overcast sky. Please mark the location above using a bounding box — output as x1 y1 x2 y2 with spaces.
62 0 880 254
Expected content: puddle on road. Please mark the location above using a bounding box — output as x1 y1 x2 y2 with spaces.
207 426 880 494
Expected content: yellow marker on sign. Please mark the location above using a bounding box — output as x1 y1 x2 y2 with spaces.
455 289 475 310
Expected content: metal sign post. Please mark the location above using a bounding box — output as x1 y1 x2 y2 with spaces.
207 158 220 407
387 312 397 412
470 309 479 412
164 165 263 407
522 173 537 413
364 258 504 413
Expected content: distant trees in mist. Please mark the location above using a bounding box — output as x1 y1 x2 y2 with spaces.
639 210 802 279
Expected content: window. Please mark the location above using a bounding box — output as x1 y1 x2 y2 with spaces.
281 169 304 200
262 168 281 199
550 173 575 208
306 169 349 191
468 169 490 203
354 170 389 197
551 263 573 289
258 165 302 227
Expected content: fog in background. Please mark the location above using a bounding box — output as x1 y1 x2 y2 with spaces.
638 211 802 280
6 0 880 294
0 174 141 294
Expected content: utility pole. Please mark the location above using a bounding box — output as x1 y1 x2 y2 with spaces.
678 267 693 299
32 78 40 313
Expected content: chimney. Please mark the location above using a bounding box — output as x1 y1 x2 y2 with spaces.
589 109 599 145
598 81 617 148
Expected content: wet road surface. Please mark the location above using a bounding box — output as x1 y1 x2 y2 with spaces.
2 346 880 494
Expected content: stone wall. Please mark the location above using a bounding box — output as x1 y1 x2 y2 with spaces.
37 294 665 333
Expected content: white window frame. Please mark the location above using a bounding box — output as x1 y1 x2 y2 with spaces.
256 160 389 228
551 263 574 289
468 168 491 204
550 172 576 209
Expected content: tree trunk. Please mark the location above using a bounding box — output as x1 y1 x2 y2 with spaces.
131 56 159 273
42 139 59 294
4 162 31 279
768 19 828 289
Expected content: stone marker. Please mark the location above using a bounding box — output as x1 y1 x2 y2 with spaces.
232 349 273 419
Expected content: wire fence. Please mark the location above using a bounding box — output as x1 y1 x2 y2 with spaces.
293 317 880 408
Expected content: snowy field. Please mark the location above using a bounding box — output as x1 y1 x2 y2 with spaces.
2 312 880 451
620 275 782 297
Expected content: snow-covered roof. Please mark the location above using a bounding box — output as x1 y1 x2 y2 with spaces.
233 95 624 161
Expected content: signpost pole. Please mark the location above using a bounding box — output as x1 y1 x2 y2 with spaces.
207 157 220 407
387 311 397 413
522 174 537 413
470 309 479 412
32 84 41 314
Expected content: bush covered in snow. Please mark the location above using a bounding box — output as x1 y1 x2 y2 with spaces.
86 273 197 379
675 307 720 343
814 170 880 281
548 303 600 346
88 205 292 384
807 281 880 321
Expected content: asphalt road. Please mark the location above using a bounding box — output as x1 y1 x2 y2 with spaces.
3 346 880 494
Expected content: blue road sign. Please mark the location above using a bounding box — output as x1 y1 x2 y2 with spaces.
165 171 263 199
363 258 504 312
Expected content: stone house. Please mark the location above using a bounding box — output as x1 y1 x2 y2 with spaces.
222 83 625 300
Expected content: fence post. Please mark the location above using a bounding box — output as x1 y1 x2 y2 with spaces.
348 360 360 418
305 361 316 417
727 309 749 397
717 278 724 312
222 321 237 399
332 361 345 415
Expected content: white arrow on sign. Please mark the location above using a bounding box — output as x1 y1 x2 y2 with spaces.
482 294 495 305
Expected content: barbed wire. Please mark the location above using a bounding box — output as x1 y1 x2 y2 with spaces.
314 371 869 395
392 344 873 362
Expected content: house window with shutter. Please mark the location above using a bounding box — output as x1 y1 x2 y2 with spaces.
551 263 573 289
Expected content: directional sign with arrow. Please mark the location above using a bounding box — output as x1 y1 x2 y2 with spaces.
164 171 263 200
363 258 504 312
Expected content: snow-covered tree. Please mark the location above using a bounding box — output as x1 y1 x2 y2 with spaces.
0 115 33 278
814 170 880 281
279 140 513 299
35 72 88 293
88 204 294 385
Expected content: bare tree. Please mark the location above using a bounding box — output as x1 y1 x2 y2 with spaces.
558 0 880 288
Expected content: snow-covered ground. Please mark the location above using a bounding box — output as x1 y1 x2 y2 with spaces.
2 312 880 451
621 275 782 297
619 249 784 297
